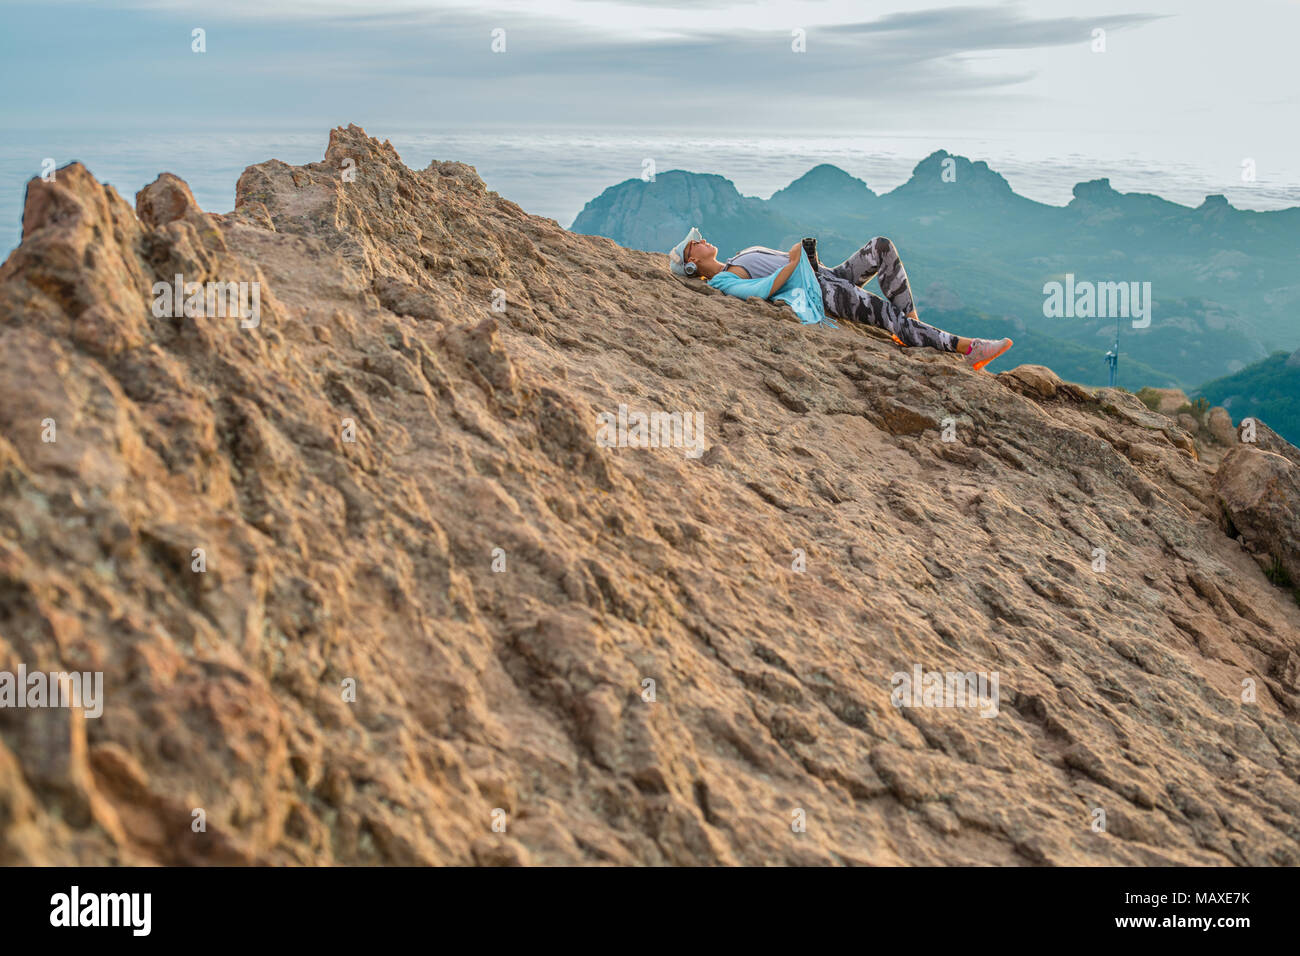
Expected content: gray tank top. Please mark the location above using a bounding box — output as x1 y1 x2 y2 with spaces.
725 246 788 279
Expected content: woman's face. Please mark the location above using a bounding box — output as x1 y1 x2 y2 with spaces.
685 238 716 266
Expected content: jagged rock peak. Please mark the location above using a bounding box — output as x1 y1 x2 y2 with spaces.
1 126 1298 868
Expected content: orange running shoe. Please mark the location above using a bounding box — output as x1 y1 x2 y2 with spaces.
965 337 1013 371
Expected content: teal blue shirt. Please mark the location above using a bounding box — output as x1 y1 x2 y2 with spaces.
707 248 835 328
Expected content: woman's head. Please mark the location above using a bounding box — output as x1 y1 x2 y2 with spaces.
684 237 718 277
669 225 717 279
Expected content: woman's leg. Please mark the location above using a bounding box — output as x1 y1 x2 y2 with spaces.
828 237 917 318
819 274 959 352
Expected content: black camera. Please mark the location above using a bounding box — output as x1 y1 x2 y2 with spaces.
801 237 820 273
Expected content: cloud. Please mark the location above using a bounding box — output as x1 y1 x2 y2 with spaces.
0 1 1169 130
837 5 1168 55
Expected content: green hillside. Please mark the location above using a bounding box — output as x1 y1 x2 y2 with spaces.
1195 351 1300 446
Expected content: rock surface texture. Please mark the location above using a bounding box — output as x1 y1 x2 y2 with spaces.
1 126 1298 866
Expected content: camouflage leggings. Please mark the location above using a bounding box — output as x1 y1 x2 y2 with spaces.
817 237 958 352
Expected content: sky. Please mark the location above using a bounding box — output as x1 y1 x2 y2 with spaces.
1 0 1298 200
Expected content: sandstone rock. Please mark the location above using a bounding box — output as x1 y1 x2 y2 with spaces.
998 364 1060 401
1214 446 1300 587
136 173 203 228
1 125 1298 867
1207 406 1235 445
1144 387 1189 415
1238 417 1300 469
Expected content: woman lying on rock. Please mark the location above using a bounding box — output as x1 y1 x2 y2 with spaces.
668 227 1013 371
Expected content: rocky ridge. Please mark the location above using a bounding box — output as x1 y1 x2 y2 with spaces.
1 125 1298 866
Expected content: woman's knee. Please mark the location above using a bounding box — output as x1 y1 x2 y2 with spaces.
871 236 895 259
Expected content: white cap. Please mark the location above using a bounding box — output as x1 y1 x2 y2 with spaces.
668 226 702 276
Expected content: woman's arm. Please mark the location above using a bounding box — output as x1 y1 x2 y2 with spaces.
765 244 803 298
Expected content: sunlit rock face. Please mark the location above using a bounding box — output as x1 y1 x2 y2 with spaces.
0 125 1298 866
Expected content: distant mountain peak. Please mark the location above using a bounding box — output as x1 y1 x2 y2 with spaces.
788 163 872 190
570 166 789 253
769 164 876 209
1071 178 1118 201
903 151 1012 194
